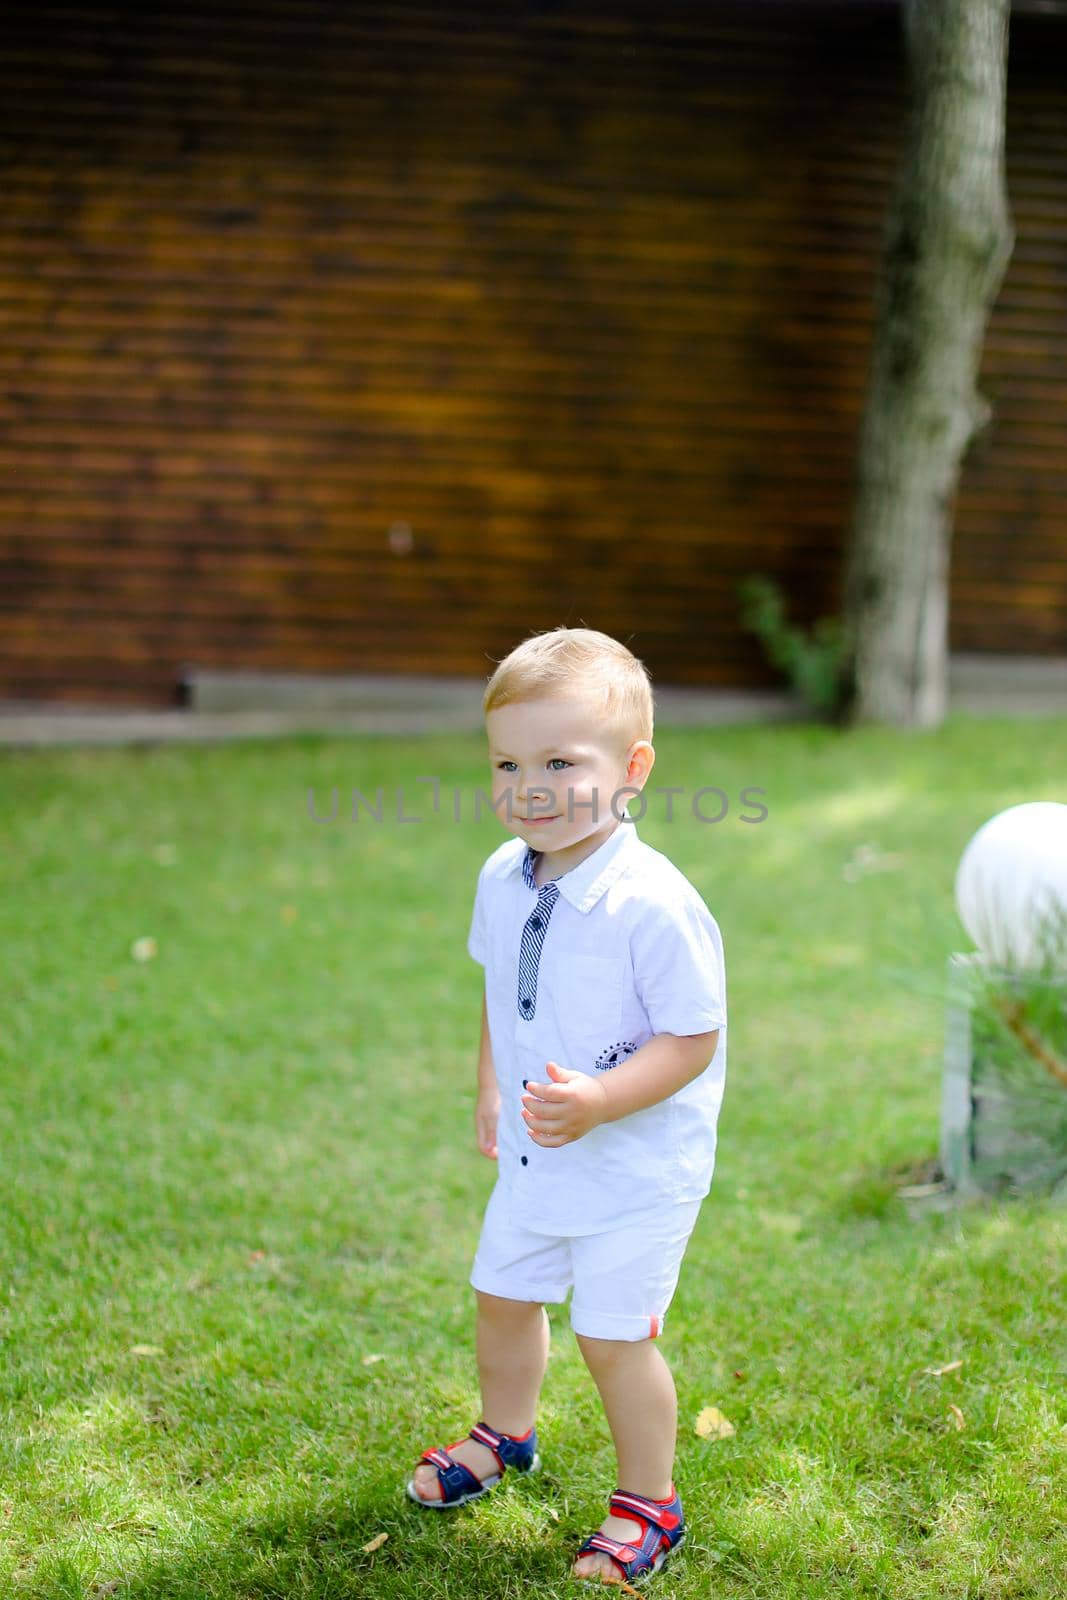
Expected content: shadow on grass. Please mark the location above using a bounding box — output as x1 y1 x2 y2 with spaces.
31 1432 1041 1598
78 1473 603 1600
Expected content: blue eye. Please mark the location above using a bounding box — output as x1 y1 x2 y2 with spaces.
495 758 570 772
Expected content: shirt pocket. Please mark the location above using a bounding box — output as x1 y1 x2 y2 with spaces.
552 954 628 1074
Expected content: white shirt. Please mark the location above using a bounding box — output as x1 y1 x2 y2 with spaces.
467 817 728 1235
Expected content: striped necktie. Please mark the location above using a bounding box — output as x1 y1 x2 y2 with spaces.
517 854 560 1021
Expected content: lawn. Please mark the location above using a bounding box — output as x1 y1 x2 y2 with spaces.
1 715 1064 1599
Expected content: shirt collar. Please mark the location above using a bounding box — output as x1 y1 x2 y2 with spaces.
514 818 639 913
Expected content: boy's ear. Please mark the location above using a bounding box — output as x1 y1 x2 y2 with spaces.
626 739 655 785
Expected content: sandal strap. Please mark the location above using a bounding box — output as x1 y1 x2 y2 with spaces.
418 1446 485 1499
576 1488 684 1582
418 1420 535 1505
581 1532 642 1564
470 1419 539 1474
610 1488 684 1535
468 1421 508 1476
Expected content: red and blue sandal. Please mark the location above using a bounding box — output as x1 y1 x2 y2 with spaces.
406 1419 541 1509
572 1486 686 1587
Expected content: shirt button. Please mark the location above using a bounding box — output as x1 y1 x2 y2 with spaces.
529 917 541 931
521 1156 528 1166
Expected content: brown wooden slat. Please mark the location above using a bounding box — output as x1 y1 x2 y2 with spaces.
1 1 1065 706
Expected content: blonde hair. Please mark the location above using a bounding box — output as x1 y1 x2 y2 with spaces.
482 627 654 748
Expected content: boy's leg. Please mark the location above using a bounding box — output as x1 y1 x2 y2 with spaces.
575 1332 677 1500
572 1333 677 1580
412 1183 568 1503
411 1292 550 1501
477 1288 551 1435
566 1200 701 1580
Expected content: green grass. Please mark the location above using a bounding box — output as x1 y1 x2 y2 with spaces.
1 715 1065 1599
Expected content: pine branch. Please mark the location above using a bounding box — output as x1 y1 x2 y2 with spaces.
991 995 1067 1090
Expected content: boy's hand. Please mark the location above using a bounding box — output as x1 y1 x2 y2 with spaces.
475 1085 500 1160
521 1060 608 1146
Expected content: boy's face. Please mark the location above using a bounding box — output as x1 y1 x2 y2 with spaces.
485 695 654 854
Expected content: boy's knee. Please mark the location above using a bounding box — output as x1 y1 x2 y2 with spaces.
475 1288 545 1320
575 1329 654 1362
574 1309 665 1348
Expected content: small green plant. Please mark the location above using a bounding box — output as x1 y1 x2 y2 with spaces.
737 574 847 719
958 909 1067 1195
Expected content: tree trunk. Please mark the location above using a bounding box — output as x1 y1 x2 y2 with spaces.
841 0 1013 728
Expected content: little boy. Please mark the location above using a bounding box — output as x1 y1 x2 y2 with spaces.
406 626 727 1588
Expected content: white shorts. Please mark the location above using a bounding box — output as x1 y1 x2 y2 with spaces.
469 1180 702 1342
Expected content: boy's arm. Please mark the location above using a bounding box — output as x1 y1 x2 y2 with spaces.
522 1030 719 1145
477 987 496 1093
596 1031 719 1123
475 987 501 1159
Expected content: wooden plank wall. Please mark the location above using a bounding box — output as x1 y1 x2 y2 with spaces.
0 1 1064 706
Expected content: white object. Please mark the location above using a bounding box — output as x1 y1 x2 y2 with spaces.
955 802 1067 971
470 1182 701 1341
467 819 727 1235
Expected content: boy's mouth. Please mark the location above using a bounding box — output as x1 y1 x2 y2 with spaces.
522 815 559 825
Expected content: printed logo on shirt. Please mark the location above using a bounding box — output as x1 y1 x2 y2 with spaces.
594 1040 640 1073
